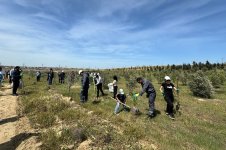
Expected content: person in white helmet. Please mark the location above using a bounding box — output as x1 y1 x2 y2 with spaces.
79 70 90 103
114 89 127 114
160 76 178 120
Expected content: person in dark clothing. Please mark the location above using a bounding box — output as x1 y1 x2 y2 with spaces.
12 66 21 96
114 89 127 114
136 77 156 117
95 73 105 100
0 67 3 88
79 70 90 103
160 76 178 120
112 75 118 99
59 70 65 84
36 71 41 82
58 72 61 83
47 68 54 85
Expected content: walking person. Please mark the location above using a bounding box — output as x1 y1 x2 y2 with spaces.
160 76 179 120
79 70 90 103
112 75 118 99
47 68 54 85
136 77 156 118
12 66 21 96
95 73 105 100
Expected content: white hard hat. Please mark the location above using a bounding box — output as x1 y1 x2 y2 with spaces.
78 70 83 75
164 76 171 81
119 89 124 94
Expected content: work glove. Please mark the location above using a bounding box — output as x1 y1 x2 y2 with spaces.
161 92 165 96
176 89 179 94
134 93 139 97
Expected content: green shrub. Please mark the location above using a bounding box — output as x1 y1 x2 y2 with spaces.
189 71 214 98
209 70 226 88
40 130 60 150
35 112 56 128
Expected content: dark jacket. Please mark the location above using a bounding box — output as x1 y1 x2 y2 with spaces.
12 69 21 82
139 78 155 96
81 72 90 89
47 72 54 80
60 72 65 79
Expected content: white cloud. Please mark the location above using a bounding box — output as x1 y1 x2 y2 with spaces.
97 0 149 17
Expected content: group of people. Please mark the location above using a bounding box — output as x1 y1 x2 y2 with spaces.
78 70 178 120
1 67 179 120
42 68 65 85
117 76 178 120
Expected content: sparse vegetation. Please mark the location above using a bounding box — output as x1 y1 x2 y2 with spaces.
8 62 225 149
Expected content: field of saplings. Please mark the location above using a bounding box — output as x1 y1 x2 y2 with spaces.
9 62 226 149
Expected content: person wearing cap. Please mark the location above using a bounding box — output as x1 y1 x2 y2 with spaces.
136 77 156 118
95 73 105 100
12 66 21 96
79 70 90 103
59 70 66 84
47 68 54 85
114 89 127 114
160 76 178 120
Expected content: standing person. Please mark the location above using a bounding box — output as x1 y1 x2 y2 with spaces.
136 77 156 118
47 68 54 85
0 67 4 88
79 70 90 103
58 72 61 83
114 89 127 114
36 71 41 82
59 70 65 84
160 76 178 120
95 73 105 100
9 68 14 83
12 66 21 96
112 75 118 99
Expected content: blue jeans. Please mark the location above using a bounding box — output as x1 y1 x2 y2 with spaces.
48 78 53 85
114 102 126 114
80 88 89 102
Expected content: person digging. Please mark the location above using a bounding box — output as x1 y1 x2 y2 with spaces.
114 89 130 114
135 77 156 118
160 76 179 120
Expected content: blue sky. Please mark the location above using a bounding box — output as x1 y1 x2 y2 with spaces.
0 0 225 68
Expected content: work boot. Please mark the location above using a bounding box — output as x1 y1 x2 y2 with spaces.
168 114 175 120
148 111 155 118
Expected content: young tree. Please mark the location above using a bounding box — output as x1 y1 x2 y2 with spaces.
189 71 214 98
209 70 226 88
67 71 76 93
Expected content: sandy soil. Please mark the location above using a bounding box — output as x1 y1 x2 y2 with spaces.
0 84 40 150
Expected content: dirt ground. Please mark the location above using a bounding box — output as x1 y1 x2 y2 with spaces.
0 84 40 150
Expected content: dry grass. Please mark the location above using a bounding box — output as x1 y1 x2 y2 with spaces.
18 70 226 150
